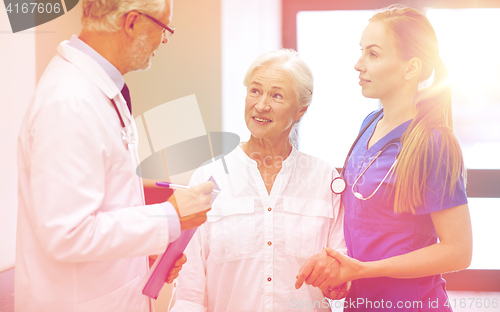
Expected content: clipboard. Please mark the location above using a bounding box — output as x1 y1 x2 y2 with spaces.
141 176 220 299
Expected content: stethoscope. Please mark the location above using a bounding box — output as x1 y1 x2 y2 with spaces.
110 98 136 150
331 109 401 200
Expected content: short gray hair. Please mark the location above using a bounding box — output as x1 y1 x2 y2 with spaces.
82 0 166 32
243 49 313 148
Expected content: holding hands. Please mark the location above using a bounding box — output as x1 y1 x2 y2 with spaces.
295 248 364 300
295 248 340 290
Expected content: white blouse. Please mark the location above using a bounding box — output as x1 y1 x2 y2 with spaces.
171 145 346 312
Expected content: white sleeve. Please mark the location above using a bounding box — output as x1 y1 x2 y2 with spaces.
170 168 210 311
327 168 347 255
25 95 171 262
170 227 209 312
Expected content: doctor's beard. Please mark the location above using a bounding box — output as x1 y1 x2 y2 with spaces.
127 32 159 72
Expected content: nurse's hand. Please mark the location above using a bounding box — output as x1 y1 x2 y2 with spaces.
320 281 351 300
321 248 365 287
295 248 340 289
168 181 214 230
166 253 187 284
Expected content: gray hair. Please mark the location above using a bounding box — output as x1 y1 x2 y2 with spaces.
82 0 166 32
243 49 313 149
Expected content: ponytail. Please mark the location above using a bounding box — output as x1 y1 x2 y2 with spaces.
393 58 465 214
371 5 465 214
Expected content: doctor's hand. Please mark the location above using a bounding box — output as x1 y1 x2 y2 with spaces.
168 181 214 230
166 253 187 284
295 248 341 290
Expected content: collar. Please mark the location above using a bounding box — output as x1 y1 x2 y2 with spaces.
235 143 257 168
57 40 121 101
373 111 413 138
67 35 124 91
235 143 298 169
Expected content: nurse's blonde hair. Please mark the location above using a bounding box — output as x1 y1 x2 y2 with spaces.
370 5 465 214
82 0 166 32
243 49 313 148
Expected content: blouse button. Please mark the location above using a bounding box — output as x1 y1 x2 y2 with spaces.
267 277 272 282
268 207 272 211
267 241 272 246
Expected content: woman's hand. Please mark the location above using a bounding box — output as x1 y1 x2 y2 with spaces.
320 281 352 300
295 248 341 289
322 248 365 287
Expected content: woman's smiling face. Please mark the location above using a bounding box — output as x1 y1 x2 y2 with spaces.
245 66 304 142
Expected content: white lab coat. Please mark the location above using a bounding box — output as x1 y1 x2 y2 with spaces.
15 41 172 312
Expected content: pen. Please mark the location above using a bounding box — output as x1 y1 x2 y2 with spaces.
155 181 221 194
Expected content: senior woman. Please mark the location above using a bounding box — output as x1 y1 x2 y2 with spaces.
170 49 346 312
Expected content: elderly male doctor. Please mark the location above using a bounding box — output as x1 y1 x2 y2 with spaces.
15 0 213 311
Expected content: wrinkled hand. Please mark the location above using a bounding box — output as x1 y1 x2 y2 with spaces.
295 248 340 290
168 181 214 230
320 281 351 300
166 253 187 284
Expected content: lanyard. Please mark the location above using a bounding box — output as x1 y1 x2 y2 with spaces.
110 98 136 150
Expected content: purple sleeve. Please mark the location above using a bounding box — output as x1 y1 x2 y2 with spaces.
161 202 181 242
415 130 468 215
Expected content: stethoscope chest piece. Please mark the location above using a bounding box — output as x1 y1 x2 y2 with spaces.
111 98 136 150
331 176 347 194
329 109 402 200
121 128 136 150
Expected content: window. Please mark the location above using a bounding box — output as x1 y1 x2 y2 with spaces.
286 0 500 291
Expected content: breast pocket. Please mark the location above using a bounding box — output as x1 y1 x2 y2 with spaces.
284 198 334 259
207 197 256 264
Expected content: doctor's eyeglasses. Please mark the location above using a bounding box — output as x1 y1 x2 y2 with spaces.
136 12 175 42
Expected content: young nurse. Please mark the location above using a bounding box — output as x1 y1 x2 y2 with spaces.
296 5 472 311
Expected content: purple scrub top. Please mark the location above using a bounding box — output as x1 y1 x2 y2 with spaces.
342 109 467 311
